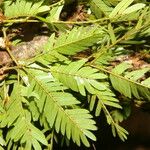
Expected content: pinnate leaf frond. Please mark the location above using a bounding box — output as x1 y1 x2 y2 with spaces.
0 84 47 150
7 117 48 150
4 0 49 18
110 62 150 100
40 26 105 55
51 60 108 95
25 67 97 147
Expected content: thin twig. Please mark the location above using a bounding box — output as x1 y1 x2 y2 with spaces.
0 66 22 74
2 28 19 66
3 18 39 23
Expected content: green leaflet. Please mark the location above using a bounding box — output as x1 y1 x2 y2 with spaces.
109 0 134 18
111 123 128 141
110 76 132 98
109 0 145 19
0 131 6 148
108 23 116 44
90 0 113 17
112 62 132 74
122 3 146 15
125 67 150 81
45 4 69 31
142 77 150 88
46 5 63 22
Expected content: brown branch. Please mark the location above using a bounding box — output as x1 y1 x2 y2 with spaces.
0 35 49 66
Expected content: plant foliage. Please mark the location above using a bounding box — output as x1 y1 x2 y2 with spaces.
0 0 150 149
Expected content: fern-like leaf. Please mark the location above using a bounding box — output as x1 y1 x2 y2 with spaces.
0 84 25 127
87 88 126 141
4 0 49 18
42 26 105 55
28 34 68 65
6 118 48 150
89 90 122 117
110 62 150 100
0 84 47 149
51 59 108 96
97 96 128 141
90 0 113 18
28 26 105 64
109 0 134 18
109 0 145 18
25 66 97 147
